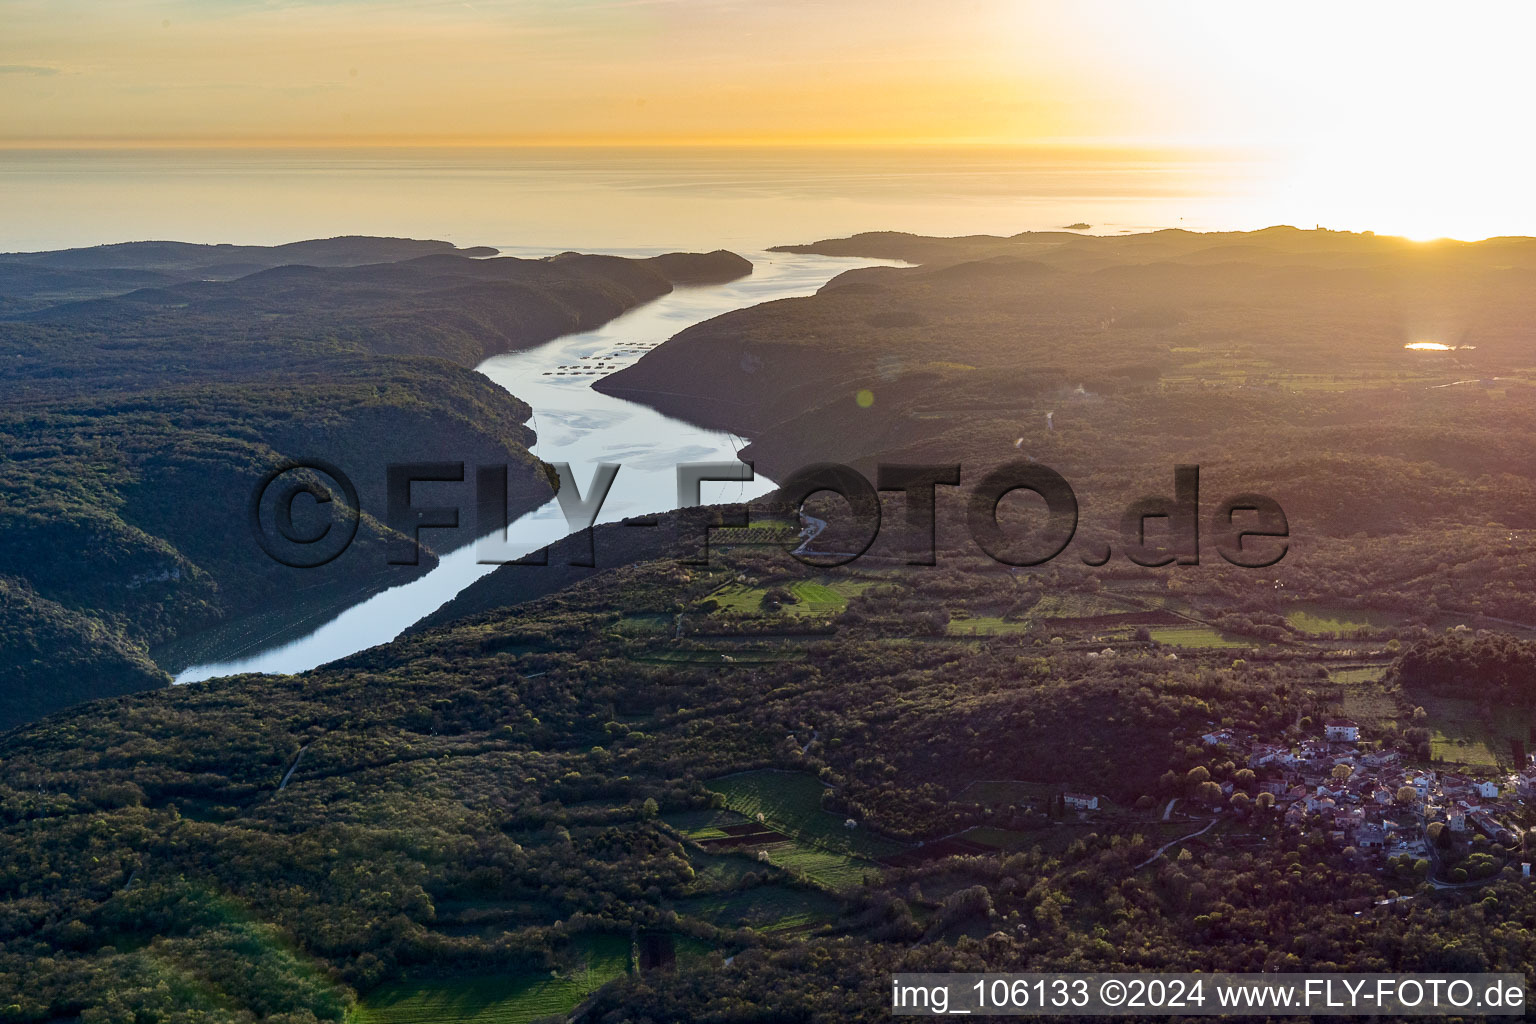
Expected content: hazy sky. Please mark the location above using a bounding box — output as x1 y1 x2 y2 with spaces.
4 0 1532 150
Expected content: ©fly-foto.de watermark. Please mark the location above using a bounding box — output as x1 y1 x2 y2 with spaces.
250 460 1288 570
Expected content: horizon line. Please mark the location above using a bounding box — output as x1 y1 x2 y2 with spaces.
0 134 1271 153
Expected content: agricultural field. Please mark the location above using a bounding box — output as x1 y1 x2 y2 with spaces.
704 576 874 617
1329 665 1389 685
1327 665 1400 730
352 934 630 1024
1416 695 1532 769
673 935 719 969
753 842 879 890
682 848 767 890
664 808 754 841
708 771 904 861
1031 593 1142 618
1286 603 1405 635
671 884 843 934
947 614 1032 636
1147 625 1251 648
614 613 673 635
705 771 905 888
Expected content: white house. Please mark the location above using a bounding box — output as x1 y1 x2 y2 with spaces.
1325 719 1360 742
1249 744 1293 768
1475 780 1500 799
1063 792 1099 811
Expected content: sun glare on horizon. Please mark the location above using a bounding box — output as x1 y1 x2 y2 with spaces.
4 0 1536 240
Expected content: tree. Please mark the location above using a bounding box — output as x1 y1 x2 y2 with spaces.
1396 786 1417 805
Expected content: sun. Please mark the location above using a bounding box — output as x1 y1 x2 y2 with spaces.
1061 0 1536 240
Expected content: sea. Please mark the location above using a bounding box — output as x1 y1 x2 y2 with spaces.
0 144 1292 255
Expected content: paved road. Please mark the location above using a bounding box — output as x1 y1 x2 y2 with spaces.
792 515 827 555
1133 818 1217 871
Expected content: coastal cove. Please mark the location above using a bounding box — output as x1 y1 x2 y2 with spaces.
168 250 900 683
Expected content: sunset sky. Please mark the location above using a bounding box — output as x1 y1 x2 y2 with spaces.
3 0 1532 150
4 1 1535 243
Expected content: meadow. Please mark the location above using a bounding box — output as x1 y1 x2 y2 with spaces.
351 934 630 1024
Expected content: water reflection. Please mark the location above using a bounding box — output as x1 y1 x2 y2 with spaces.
173 250 897 682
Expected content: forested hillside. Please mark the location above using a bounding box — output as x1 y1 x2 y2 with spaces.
2 519 1530 1023
0 240 752 728
597 227 1536 623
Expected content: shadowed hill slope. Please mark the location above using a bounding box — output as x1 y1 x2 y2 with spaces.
0 240 753 729
595 226 1536 623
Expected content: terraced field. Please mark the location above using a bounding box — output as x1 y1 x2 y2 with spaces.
709 771 903 860
705 770 905 888
671 884 843 934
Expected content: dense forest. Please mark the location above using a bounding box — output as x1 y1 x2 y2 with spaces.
598 227 1536 623
2 523 1534 1023
0 239 751 728
9 227 1536 1022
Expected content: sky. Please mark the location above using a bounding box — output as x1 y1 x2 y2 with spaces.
3 0 1531 149
3 1 1535 242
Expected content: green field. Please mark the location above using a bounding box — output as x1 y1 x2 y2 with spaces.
661 807 748 840
948 615 1033 636
614 613 672 635
673 934 718 968
1329 665 1389 685
352 934 629 1024
753 842 878 889
1148 625 1250 648
672 884 842 934
1286 603 1404 635
1032 593 1140 618
705 577 872 617
1417 695 1530 768
682 849 765 890
1328 665 1398 729
707 771 904 861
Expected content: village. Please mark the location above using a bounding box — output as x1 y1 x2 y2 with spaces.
1181 718 1536 880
